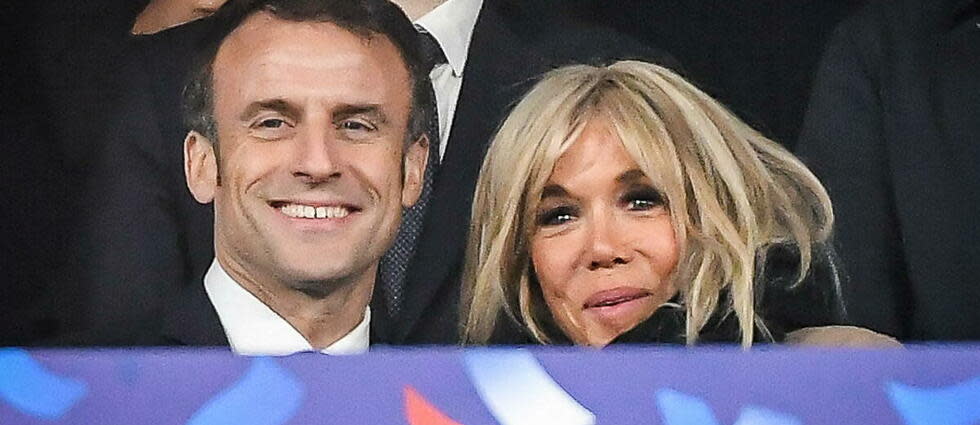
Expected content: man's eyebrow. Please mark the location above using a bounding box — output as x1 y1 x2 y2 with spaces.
540 184 568 199
616 169 649 184
333 104 387 123
239 99 301 121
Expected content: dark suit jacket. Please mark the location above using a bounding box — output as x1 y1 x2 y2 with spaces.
158 279 227 347
160 279 391 348
70 18 214 343
157 281 390 347
66 276 386 348
796 0 980 340
53 277 225 347
71 1 675 346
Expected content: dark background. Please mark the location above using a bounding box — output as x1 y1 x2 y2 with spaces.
0 0 866 345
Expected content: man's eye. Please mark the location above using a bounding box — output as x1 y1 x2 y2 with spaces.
537 206 577 226
250 117 294 140
338 120 375 132
257 118 287 129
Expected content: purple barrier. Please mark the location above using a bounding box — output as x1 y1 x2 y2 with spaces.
1 346 979 425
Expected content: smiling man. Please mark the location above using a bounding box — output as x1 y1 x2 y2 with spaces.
174 0 429 355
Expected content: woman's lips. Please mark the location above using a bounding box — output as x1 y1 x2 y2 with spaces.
582 287 656 327
583 287 653 309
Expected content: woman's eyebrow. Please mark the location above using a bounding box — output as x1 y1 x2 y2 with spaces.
616 169 648 184
540 184 568 199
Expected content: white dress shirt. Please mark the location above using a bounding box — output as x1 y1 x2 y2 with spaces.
203 260 370 356
415 0 483 161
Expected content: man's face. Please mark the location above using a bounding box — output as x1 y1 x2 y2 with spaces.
185 12 425 295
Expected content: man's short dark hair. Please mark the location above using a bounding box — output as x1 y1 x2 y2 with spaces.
182 0 431 146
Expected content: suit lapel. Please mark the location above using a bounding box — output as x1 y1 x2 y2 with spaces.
160 279 228 346
163 277 388 347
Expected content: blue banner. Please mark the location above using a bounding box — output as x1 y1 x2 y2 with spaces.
1 346 978 424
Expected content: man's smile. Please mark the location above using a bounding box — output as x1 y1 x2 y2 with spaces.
272 202 358 219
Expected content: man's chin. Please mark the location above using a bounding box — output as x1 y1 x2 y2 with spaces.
285 278 344 299
273 263 369 298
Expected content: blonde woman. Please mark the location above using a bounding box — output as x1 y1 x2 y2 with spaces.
461 61 896 348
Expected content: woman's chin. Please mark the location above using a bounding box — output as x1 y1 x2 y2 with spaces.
576 333 618 348
575 320 652 348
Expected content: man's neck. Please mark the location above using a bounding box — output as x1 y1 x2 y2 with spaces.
391 0 448 21
217 255 374 350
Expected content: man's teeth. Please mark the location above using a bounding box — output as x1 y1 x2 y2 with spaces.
279 204 350 219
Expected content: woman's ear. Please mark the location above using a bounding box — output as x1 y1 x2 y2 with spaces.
401 134 429 208
184 130 219 204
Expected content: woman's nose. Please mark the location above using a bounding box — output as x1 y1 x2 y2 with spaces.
585 213 631 270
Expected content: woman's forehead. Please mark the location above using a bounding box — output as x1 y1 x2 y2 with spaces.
558 115 672 177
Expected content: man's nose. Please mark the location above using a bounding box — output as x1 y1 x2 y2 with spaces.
585 212 632 270
292 126 341 183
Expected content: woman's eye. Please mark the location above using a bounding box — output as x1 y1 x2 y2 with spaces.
624 187 666 211
537 207 577 226
627 199 658 210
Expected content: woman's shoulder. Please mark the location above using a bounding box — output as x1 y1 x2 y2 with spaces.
756 244 846 337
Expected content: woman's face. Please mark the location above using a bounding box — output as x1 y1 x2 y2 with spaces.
530 118 679 347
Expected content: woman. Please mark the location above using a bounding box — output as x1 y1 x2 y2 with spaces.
461 61 881 347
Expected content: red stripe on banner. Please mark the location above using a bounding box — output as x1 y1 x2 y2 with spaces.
404 385 464 425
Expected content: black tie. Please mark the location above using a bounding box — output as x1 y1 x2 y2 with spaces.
378 31 446 317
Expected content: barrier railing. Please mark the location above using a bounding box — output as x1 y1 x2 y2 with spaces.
1 345 979 424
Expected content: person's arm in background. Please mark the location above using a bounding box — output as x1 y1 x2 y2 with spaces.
794 6 911 340
784 325 901 347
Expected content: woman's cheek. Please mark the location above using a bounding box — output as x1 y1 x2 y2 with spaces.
532 229 594 343
530 236 570 296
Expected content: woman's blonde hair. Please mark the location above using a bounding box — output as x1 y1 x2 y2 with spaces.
460 61 834 347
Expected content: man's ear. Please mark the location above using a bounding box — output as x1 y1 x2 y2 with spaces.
401 134 429 208
184 130 219 204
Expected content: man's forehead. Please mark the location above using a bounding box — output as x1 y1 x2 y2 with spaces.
212 11 407 77
210 11 412 109
221 11 376 55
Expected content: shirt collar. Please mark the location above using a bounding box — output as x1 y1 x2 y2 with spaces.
414 0 483 77
203 260 370 356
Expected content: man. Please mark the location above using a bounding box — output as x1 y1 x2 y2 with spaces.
796 0 980 340
95 0 430 353
69 0 671 345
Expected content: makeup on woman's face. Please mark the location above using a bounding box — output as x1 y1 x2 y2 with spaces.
530 118 679 347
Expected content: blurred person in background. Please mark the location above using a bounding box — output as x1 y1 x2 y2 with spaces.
796 0 980 341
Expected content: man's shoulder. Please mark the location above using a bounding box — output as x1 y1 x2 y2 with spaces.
43 326 179 347
44 278 227 348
